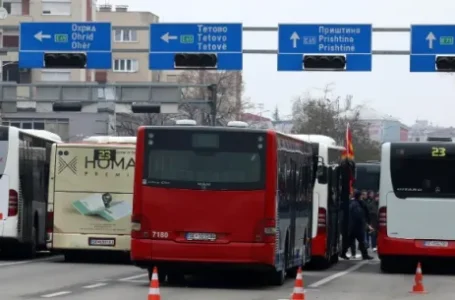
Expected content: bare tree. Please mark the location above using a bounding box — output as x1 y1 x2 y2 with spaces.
115 113 173 136
292 84 380 161
177 71 253 124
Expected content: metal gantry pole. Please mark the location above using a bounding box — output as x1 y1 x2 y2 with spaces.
0 25 413 55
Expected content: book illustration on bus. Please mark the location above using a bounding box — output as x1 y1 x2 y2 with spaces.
72 192 132 222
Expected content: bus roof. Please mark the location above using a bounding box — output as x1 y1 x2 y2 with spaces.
288 134 344 150
19 128 62 142
81 136 136 144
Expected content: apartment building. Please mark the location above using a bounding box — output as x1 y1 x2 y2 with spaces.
1 0 96 83
96 4 160 83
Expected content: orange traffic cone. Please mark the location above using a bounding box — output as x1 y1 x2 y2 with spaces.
410 262 427 294
148 267 161 300
290 267 305 300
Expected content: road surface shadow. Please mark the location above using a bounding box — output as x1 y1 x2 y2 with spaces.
51 251 132 265
0 250 55 261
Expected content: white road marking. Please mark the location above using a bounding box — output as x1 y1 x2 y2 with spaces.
0 255 59 267
41 291 72 298
308 260 370 288
83 282 107 289
118 273 148 281
124 279 150 283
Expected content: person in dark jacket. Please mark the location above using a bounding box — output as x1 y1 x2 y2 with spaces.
365 190 379 251
341 190 374 260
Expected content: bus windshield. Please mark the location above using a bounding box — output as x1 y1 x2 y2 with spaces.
355 163 380 191
143 129 266 190
390 143 455 198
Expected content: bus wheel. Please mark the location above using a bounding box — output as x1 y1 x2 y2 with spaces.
380 257 399 273
19 226 37 259
269 266 286 286
167 272 185 285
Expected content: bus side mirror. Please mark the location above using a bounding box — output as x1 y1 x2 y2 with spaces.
317 166 328 184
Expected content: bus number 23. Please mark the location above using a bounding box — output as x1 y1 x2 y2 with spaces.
152 231 169 239
432 147 446 157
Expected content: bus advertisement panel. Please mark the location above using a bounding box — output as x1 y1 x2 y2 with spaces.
47 144 135 255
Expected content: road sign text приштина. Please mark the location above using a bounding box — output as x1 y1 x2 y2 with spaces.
277 24 373 71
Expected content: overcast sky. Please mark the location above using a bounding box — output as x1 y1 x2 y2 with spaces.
108 0 455 126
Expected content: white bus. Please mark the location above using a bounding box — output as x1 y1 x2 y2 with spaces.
46 136 136 261
378 142 455 272
289 134 345 268
0 126 62 258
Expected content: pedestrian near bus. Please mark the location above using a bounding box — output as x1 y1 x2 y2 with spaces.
340 190 374 260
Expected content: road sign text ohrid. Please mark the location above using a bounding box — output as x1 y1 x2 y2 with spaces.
174 53 217 68
303 55 346 69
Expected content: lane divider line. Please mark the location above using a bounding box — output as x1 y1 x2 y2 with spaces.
83 282 108 289
40 291 72 298
308 260 370 288
118 273 148 281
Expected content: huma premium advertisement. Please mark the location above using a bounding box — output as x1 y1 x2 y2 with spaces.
51 145 135 248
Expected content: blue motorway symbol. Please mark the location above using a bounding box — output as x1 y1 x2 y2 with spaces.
149 23 243 71
410 24 455 72
277 24 373 71
19 22 112 69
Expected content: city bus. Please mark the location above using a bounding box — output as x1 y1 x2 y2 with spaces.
290 134 344 268
378 142 455 272
46 136 136 261
354 162 380 192
0 126 62 258
130 122 318 285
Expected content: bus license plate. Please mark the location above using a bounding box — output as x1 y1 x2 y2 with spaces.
88 237 116 247
185 232 216 241
423 241 448 247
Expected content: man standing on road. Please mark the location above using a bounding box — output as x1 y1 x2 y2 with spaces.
340 190 374 260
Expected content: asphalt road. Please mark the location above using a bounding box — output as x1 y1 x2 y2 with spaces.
2 252 455 300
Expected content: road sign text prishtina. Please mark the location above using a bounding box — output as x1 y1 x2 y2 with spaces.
277 24 373 71
19 22 112 69
410 24 455 72
149 23 243 70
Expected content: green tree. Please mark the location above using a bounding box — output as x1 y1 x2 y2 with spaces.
272 105 280 121
291 86 380 162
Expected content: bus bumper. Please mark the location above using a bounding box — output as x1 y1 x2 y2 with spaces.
131 238 275 270
311 234 327 257
378 235 455 257
51 233 131 251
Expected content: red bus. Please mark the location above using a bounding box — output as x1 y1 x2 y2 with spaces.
130 124 316 285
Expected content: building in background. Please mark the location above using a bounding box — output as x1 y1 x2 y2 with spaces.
273 120 293 133
240 113 274 129
1 0 96 84
408 119 455 142
0 2 243 140
357 107 409 143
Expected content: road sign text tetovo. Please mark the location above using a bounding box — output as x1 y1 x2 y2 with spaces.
410 24 455 72
19 22 112 69
149 23 243 70
277 24 373 71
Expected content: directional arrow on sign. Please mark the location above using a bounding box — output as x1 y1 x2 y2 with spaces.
161 32 178 43
426 32 436 49
34 31 51 42
290 32 300 48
